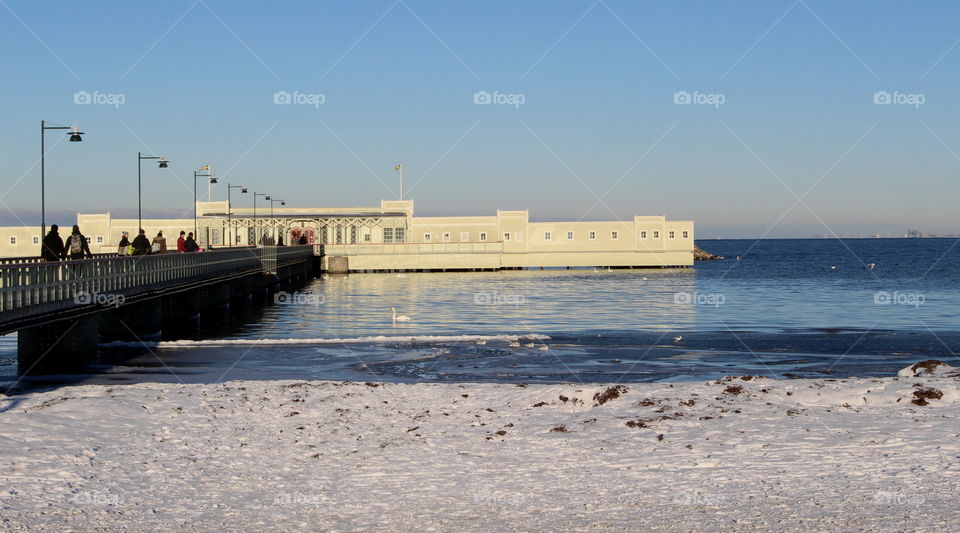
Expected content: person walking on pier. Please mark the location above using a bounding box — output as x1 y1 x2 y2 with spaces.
41 225 65 262
63 225 92 260
183 232 199 252
177 231 186 253
118 232 131 256
151 231 168 254
132 229 151 256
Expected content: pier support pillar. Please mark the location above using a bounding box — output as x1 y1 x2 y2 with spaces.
200 281 230 308
161 290 201 339
327 256 349 274
99 299 162 341
230 275 253 303
18 315 100 375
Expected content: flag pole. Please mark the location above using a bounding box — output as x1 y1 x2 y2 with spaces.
400 162 403 201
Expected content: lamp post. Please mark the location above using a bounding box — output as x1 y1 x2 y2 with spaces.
40 121 84 238
270 198 285 244
193 166 215 238
227 183 247 246
253 192 270 245
138 152 169 231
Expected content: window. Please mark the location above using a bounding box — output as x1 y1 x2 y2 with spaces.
515 232 522 242
383 227 394 243
424 233 432 243
364 233 371 242
460 232 469 242
9 236 16 245
395 227 405 243
335 227 343 244
442 232 451 242
682 230 689 239
588 231 596 240
653 231 660 239
503 232 511 241
611 231 619 240
33 236 39 245
669 231 675 239
350 226 357 244
567 231 574 240
96 235 104 244
544 231 552 240
212 229 222 245
640 230 647 239
479 232 487 241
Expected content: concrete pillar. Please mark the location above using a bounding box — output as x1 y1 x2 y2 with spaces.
161 290 201 339
200 281 230 308
230 275 253 302
18 315 100 375
327 256 349 274
99 299 162 341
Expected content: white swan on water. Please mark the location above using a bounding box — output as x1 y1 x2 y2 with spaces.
390 307 411 322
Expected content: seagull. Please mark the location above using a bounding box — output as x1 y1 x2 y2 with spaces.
537 345 549 351
674 335 683 343
524 343 535 348
866 263 876 270
390 307 411 322
830 266 837 270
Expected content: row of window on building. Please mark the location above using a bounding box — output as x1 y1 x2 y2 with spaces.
8 236 106 246
418 229 689 243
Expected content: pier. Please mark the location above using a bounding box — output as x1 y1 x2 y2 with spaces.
0 246 316 375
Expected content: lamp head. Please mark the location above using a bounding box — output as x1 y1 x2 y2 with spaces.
265 196 271 201
281 200 285 206
68 126 84 142
209 176 219 184
241 187 248 194
158 158 169 168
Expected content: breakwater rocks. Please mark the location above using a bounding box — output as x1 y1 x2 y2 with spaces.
694 246 724 261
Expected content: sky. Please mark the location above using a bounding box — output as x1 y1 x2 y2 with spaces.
1 0 959 238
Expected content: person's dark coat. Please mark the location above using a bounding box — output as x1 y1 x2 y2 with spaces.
132 234 151 256
183 236 199 252
298 235 308 245
41 227 64 261
64 232 92 260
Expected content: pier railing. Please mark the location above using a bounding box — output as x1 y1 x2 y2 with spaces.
0 246 314 323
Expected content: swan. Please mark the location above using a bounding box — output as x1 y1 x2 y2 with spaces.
537 345 549 351
474 338 486 345
524 343 535 348
509 340 521 348
390 307 411 322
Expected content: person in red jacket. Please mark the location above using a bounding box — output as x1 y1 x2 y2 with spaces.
177 231 186 252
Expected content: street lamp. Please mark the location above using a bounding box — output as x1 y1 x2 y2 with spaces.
40 121 84 238
138 152 169 231
253 192 270 245
193 166 215 238
227 183 247 246
270 198 285 244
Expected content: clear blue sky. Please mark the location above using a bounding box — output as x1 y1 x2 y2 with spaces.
1 0 959 237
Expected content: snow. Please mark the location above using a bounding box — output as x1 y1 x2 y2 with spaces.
1 363 958 531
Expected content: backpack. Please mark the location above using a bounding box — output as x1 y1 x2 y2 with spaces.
69 235 84 255
151 242 162 253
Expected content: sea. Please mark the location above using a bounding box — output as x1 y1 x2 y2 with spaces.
2 238 959 389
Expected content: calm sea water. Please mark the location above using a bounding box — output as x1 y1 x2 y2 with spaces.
2 238 959 388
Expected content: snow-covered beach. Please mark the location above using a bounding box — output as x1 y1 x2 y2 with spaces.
1 361 958 531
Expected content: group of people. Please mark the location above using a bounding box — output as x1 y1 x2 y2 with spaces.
40 224 93 261
116 230 201 256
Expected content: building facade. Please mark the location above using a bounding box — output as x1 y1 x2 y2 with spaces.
0 200 694 270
